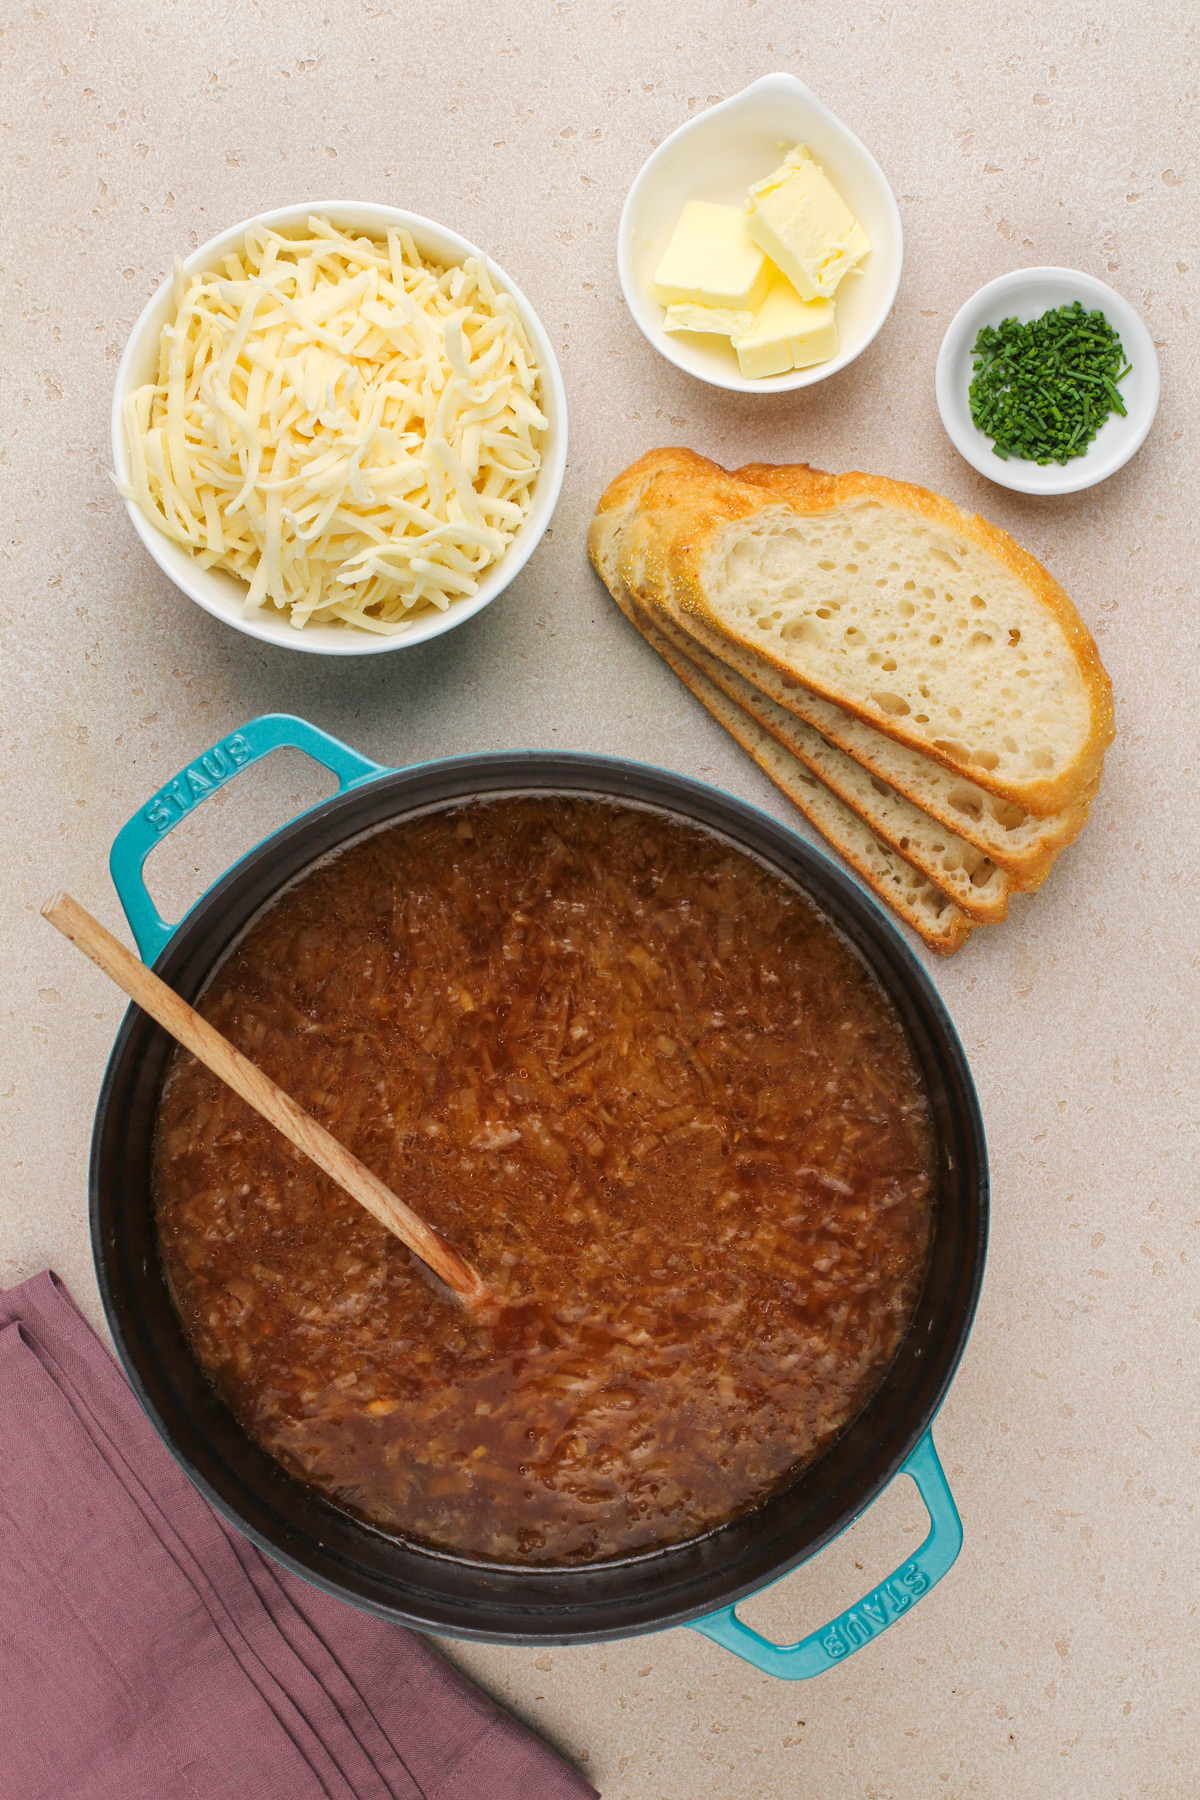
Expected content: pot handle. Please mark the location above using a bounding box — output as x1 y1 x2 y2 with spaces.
109 713 387 964
687 1430 961 1680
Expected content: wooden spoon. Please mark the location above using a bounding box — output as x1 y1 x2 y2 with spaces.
43 892 489 1309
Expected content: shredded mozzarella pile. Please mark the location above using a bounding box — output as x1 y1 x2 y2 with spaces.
120 217 547 633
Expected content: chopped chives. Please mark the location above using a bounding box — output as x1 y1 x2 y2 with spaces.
968 301 1132 465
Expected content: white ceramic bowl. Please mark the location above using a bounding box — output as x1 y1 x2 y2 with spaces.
935 268 1159 496
111 202 567 656
618 73 903 395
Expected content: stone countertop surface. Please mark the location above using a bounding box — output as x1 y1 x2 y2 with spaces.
2 3 1196 1795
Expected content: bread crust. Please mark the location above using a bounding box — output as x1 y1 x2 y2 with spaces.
594 448 1114 817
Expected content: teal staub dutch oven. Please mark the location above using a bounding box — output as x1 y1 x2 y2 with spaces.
90 713 986 1678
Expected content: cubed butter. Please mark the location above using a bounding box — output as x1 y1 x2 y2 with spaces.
653 201 771 312
661 301 756 339
744 145 871 300
734 274 839 379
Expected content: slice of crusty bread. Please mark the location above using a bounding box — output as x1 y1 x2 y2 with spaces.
589 464 1093 885
592 448 1114 817
593 506 1004 923
608 585 975 953
627 589 1015 922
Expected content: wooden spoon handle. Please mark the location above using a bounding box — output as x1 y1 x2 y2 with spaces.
43 892 489 1309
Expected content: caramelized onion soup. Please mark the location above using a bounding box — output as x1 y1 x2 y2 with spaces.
153 797 934 1564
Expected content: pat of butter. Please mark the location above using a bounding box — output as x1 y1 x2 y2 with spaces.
744 145 871 301
735 274 839 379
662 301 756 339
653 201 771 311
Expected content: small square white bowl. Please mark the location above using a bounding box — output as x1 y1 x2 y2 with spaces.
935 268 1159 496
111 202 568 656
617 74 903 395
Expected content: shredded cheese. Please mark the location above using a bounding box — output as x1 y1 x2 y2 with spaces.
119 217 548 633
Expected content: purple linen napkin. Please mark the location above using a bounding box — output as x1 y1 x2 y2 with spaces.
0 1271 599 1800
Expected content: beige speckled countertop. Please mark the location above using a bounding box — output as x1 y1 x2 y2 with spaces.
2 4 1197 1795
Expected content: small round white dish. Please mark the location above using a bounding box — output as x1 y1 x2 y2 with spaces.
617 73 903 395
111 201 567 656
935 267 1159 496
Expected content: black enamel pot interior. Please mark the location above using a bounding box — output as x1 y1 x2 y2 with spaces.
91 751 988 1645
